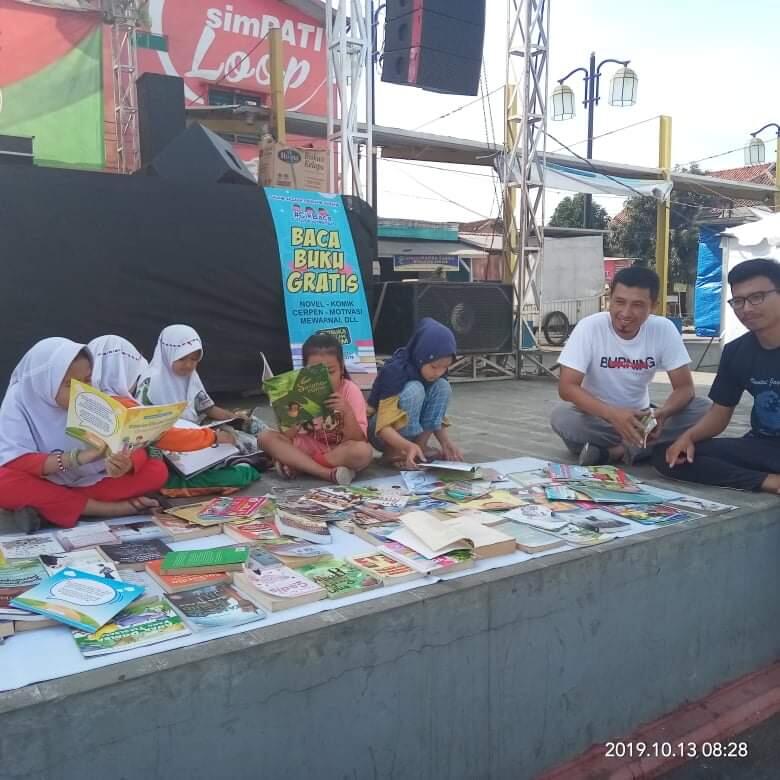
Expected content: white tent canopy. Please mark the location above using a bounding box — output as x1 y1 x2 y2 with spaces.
720 212 780 343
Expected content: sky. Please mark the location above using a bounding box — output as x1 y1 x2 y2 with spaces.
372 0 780 223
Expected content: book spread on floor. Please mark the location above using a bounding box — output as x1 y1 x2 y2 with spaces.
11 568 144 632
56 523 120 551
223 519 281 545
169 583 264 630
262 363 332 431
160 546 250 575
0 558 48 608
274 509 332 545
233 566 327 612
100 539 172 571
397 511 517 558
349 553 424 584
150 513 223 542
39 548 119 579
145 559 232 594
297 559 382 599
489 521 566 553
71 595 190 657
0 533 64 560
66 379 185 454
197 496 271 522
163 443 240 479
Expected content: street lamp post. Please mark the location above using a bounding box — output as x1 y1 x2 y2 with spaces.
553 52 638 227
746 123 780 212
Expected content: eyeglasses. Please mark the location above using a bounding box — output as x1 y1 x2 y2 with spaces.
727 289 779 310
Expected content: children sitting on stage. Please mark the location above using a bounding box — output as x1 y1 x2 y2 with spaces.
263 333 373 485
367 317 463 469
90 333 233 452
0 338 168 531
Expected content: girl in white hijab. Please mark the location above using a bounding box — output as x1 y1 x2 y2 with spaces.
136 324 237 424
88 335 148 398
0 338 167 530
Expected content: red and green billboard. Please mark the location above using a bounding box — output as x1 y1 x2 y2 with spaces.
0 0 104 168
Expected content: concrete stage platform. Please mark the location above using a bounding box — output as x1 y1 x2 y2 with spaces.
2 379 778 780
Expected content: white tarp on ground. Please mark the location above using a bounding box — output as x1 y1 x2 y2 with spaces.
0 457 685 693
720 212 780 343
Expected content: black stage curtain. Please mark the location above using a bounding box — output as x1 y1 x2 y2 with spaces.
0 165 375 394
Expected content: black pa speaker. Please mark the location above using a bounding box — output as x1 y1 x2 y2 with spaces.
374 282 513 355
381 0 486 96
136 73 186 168
147 122 256 186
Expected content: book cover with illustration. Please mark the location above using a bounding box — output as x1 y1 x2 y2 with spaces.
40 548 119 579
66 379 185 454
100 539 172 571
0 557 48 609
262 363 332 430
71 595 190 657
297 559 382 599
11 568 144 632
223 518 281 545
169 583 264 630
233 566 327 612
197 496 271 522
274 509 332 544
349 553 423 584
0 533 64 560
145 559 232 594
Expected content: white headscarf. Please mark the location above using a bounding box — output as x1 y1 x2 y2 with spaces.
88 335 148 398
0 338 105 486
135 325 213 423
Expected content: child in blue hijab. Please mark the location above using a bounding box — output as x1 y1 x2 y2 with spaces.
368 318 463 468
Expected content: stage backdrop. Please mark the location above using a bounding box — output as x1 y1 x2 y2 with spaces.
266 187 377 388
0 164 375 394
0 0 104 168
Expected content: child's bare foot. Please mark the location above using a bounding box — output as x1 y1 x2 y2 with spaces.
329 466 356 485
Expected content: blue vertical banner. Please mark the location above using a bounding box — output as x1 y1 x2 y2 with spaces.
265 187 377 388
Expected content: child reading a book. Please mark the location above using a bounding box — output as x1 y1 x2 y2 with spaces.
90 334 233 453
135 325 237 424
261 334 373 485
0 338 168 531
367 318 463 469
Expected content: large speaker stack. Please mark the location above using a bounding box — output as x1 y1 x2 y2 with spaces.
381 0 486 96
374 282 513 355
136 73 255 186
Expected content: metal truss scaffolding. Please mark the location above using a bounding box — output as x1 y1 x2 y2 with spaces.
503 0 550 376
325 0 374 204
109 0 141 174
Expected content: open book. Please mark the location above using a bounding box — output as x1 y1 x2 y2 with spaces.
66 380 185 454
262 364 332 430
394 510 516 559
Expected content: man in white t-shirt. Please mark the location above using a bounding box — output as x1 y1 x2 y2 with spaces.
550 266 710 465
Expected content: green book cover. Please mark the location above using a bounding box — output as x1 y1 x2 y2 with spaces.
297 559 381 599
161 546 249 572
263 363 332 430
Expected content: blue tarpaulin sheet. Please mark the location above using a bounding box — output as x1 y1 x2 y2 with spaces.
694 226 721 337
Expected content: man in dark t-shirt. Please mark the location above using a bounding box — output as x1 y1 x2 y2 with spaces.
654 258 780 492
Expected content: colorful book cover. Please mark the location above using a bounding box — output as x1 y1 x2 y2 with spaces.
400 470 445 494
197 496 270 521
262 363 332 431
544 485 580 501
0 557 48 608
549 524 615 546
11 568 144 632
150 513 223 542
349 553 423 583
297 559 382 598
448 490 526 512
546 463 590 480
0 533 64 560
304 487 362 511
378 541 474 574
233 566 326 605
161 546 249 573
71 596 190 657
275 510 332 545
40 548 119 580
169 583 264 630
66 379 186 454
145 559 232 593
606 504 701 526
224 518 281 544
565 483 664 504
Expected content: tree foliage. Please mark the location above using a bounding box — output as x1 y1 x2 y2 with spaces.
549 193 610 231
